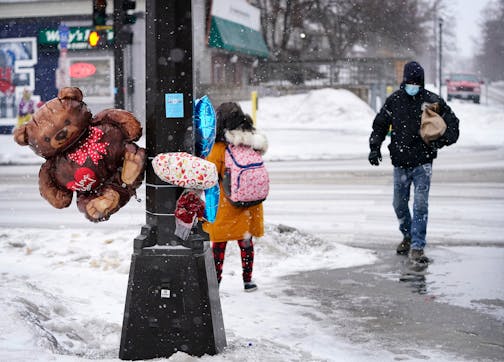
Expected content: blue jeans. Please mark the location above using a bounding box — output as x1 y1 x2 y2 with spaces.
393 163 432 250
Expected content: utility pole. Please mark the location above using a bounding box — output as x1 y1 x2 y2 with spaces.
113 0 135 109
113 0 124 109
118 1 226 360
438 17 443 95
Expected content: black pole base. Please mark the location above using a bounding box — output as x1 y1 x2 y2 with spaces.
118 240 226 360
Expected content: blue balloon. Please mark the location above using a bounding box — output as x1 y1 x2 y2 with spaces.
194 95 216 158
204 184 219 223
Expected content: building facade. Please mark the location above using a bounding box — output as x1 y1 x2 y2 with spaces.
0 0 269 132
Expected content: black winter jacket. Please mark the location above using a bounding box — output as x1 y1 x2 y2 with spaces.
369 85 459 168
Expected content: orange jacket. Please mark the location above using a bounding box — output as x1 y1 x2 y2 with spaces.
203 141 264 242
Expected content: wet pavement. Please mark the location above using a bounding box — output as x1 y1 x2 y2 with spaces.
285 245 504 361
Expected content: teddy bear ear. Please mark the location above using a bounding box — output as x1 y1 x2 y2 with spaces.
13 124 29 146
58 87 83 102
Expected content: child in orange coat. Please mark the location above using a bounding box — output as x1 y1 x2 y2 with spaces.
203 102 268 292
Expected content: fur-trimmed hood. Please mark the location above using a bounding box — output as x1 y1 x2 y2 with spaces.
224 129 268 155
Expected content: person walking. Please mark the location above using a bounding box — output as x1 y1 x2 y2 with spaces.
203 102 268 291
368 61 459 264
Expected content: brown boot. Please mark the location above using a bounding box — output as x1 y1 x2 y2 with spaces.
409 249 430 264
396 237 411 255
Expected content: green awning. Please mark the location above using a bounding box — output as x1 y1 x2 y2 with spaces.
208 16 269 58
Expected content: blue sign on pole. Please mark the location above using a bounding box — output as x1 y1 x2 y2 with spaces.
58 24 70 49
165 93 184 118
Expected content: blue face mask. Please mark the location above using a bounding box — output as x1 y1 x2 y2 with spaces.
405 84 420 96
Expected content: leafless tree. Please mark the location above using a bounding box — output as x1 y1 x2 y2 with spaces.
475 0 504 80
252 0 315 60
251 0 450 60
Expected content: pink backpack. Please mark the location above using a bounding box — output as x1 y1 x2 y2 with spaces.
223 144 269 207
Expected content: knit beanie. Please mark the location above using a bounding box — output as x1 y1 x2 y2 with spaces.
403 61 425 87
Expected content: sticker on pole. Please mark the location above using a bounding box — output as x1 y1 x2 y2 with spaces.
165 93 184 118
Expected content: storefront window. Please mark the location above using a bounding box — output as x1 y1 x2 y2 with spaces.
0 37 37 121
69 57 113 102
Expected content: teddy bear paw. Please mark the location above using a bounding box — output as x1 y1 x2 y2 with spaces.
121 147 146 185
86 188 120 221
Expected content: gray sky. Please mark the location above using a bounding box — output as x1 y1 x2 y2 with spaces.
452 0 492 57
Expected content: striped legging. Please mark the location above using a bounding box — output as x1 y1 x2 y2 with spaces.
212 238 254 283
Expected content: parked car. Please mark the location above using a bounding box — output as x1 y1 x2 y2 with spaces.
446 73 483 104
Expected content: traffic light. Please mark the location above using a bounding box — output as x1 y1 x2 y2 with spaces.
88 30 108 47
88 30 100 47
122 0 136 25
93 0 107 26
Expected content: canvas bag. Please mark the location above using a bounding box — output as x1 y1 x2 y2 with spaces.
223 144 269 207
420 102 447 144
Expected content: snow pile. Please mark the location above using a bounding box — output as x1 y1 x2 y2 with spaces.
454 102 504 148
0 225 380 361
238 89 373 161
243 88 375 131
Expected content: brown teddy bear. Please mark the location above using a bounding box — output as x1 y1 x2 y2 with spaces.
13 87 146 222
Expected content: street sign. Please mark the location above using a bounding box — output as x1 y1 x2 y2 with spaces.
58 24 69 49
